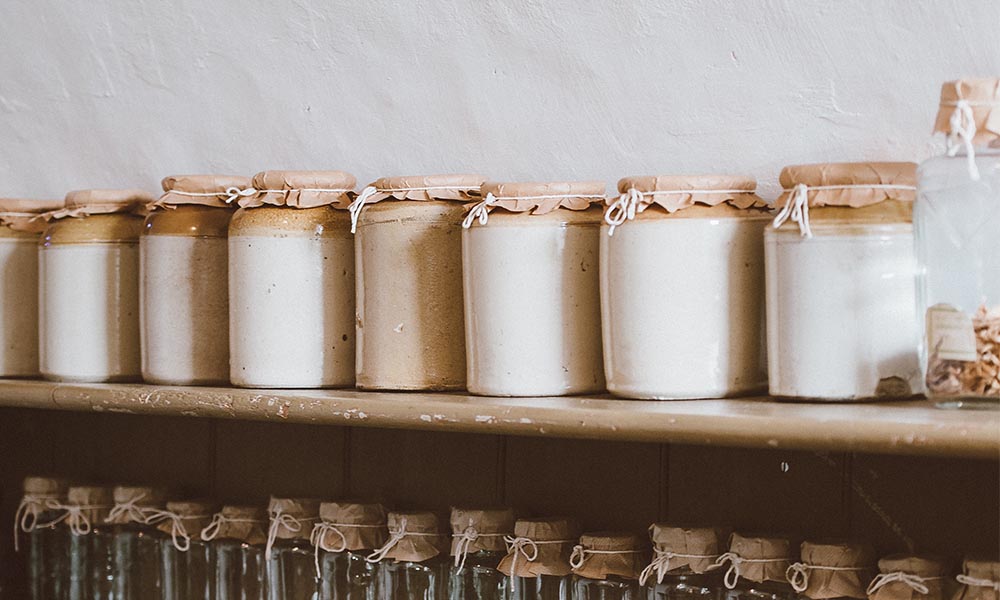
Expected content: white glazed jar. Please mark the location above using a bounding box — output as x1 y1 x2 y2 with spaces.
766 162 921 401
141 175 244 385
0 198 62 377
600 175 769 399
39 189 152 382
352 174 485 391
228 171 356 388
462 181 607 396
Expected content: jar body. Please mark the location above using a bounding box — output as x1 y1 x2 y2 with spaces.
448 550 506 599
916 149 1000 403
111 523 164 599
27 510 67 600
765 216 920 400
229 207 355 388
64 526 114 600
161 537 212 600
573 575 642 599
39 214 143 382
463 209 605 396
319 549 378 600
356 201 466 390
600 210 768 399
378 556 450 599
0 229 41 376
266 539 319 600
504 574 571 599
723 580 797 600
211 538 265 600
141 206 232 385
646 571 722 600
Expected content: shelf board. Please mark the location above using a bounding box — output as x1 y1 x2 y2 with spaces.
0 379 997 459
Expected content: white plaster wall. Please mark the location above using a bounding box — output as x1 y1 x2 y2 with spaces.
1 0 998 200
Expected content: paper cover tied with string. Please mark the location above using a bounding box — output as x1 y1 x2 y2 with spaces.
154 174 252 209
716 533 794 589
934 79 1000 148
13 476 68 551
200 505 268 545
954 559 1000 600
366 510 449 563
866 555 950 600
497 517 581 578
786 541 875 599
570 532 646 581
105 485 167 525
313 502 388 553
0 198 63 233
40 188 153 222
350 173 485 233
147 500 218 552
639 525 724 585
450 507 515 569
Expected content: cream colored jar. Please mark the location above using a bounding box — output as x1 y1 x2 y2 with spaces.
462 181 606 396
228 171 356 388
0 199 62 377
39 189 151 382
352 174 484 391
600 176 769 399
141 175 244 385
766 162 921 401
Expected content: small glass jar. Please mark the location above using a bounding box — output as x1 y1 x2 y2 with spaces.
201 505 268 600
229 171 357 388
462 181 607 397
448 507 515 600
48 485 114 600
265 497 322 600
867 555 949 600
600 176 769 399
497 517 580 600
917 79 1000 405
766 163 921 401
954 559 999 600
570 532 645 599
39 189 151 382
0 199 60 377
717 534 795 600
367 510 451 599
141 175 242 385
13 476 68 599
106 485 168 599
353 175 485 391
313 502 387 600
640 525 725 600
784 541 873 600
148 500 217 600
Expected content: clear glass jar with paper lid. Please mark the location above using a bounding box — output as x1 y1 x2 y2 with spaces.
13 476 68 599
38 189 151 382
106 485 168 599
716 533 796 600
46 485 115 600
601 175 769 399
141 175 244 385
569 532 645 599
449 507 515 600
200 505 268 600
639 525 725 600
866 555 949 600
312 501 387 600
766 163 921 401
351 174 485 391
228 171 356 388
462 181 607 396
917 78 1000 405
0 199 61 377
367 510 451 599
954 559 999 600
785 541 874 600
147 500 217 600
265 497 322 599
497 517 580 599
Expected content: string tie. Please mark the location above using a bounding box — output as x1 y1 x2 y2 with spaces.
364 517 438 563
786 562 868 592
265 510 305 561
956 574 1000 592
349 186 378 233
569 544 641 569
773 183 813 238
12 493 60 552
200 512 264 542
604 188 643 236
462 193 498 228
867 572 941 595
223 187 259 205
638 549 721 586
714 551 788 590
105 493 151 526
144 509 209 552
310 522 347 578
35 500 111 537
946 99 980 180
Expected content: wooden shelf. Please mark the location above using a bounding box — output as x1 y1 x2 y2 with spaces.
0 379 997 459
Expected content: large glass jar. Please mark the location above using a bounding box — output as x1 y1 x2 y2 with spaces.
448 507 515 600
38 189 151 382
229 171 357 388
0 199 60 377
716 534 795 600
783 541 873 600
147 500 217 600
497 517 580 600
265 497 322 600
366 511 451 599
313 502 387 600
201 505 268 600
570 532 645 599
353 174 485 391
866 555 948 600
106 485 168 599
917 79 1000 405
766 163 921 400
46 485 115 600
600 176 769 399
141 175 242 385
13 476 68 599
639 525 724 600
462 181 607 396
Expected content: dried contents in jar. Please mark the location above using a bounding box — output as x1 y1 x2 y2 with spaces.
927 304 1000 397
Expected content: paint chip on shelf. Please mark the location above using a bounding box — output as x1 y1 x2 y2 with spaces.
475 415 496 423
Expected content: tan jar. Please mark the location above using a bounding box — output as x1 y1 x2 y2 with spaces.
0 199 62 376
351 174 485 391
141 175 244 385
228 171 356 388
39 189 151 382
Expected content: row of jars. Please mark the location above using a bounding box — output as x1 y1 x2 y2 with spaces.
0 78 997 402
15 477 999 600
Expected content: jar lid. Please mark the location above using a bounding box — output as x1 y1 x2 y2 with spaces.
43 189 152 221
933 78 1000 147
366 510 449 564
497 517 580 578
462 181 605 228
719 533 794 587
315 501 388 552
106 485 168 525
200 505 268 545
350 174 485 233
155 174 252 209
0 199 63 233
570 532 645 581
868 555 950 600
246 170 356 209
450 507 515 556
956 559 1000 600
646 525 724 576
65 485 115 527
787 541 875 599
267 496 321 541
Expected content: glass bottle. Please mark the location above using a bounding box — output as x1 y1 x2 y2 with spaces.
448 507 515 600
148 500 217 600
570 533 645 600
201 505 268 600
497 517 580 600
717 534 795 600
784 541 873 600
265 497 322 600
916 78 1000 406
640 525 725 600
13 476 68 600
106 485 168 600
367 510 451 599
314 501 387 600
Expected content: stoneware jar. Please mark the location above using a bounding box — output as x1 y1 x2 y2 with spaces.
766 162 921 401
141 175 244 385
352 174 485 391
38 189 151 382
600 175 770 399
0 198 62 377
228 171 356 388
461 181 607 397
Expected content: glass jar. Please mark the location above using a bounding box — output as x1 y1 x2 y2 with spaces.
0 199 60 377
314 502 387 600
917 79 1000 405
141 175 242 385
229 171 357 388
448 507 515 600
497 517 580 600
148 500 217 600
353 175 485 391
265 497 322 600
570 533 645 600
201 505 268 600
867 555 949 600
646 571 723 600
765 163 921 400
106 485 168 599
366 510 451 599
954 559 1000 600
48 485 114 600
784 541 873 600
717 534 795 600
462 181 607 397
600 176 769 399
640 525 725 600
13 476 68 600
38 189 151 382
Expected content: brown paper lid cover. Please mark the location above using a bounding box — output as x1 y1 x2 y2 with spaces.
725 533 793 584
106 486 167 524
450 507 515 554
498 517 580 578
614 175 765 215
156 174 250 209
376 511 448 563
201 505 268 544
42 189 153 221
571 532 645 581
648 525 723 574
23 476 69 496
66 486 114 525
152 500 217 539
268 497 321 540
362 174 485 204
316 502 388 552
246 170 356 209
0 199 63 232
956 560 1000 600
933 79 1000 146
790 541 875 599
868 555 950 600
776 163 916 210
478 181 606 216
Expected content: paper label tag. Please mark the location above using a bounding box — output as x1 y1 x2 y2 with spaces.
926 304 978 362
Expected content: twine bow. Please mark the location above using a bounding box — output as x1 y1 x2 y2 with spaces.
773 183 813 239
144 509 208 552
105 493 151 526
787 562 869 592
946 99 981 180
569 544 640 569
310 522 349 578
867 572 936 595
604 188 643 236
504 535 540 580
714 551 788 590
365 517 419 564
461 192 498 228
12 493 60 551
638 549 721 586
223 187 258 205
200 512 264 542
36 500 110 537
957 574 1000 592
265 510 304 561
349 186 378 233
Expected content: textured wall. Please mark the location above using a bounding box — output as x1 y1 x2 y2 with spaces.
1 0 999 199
